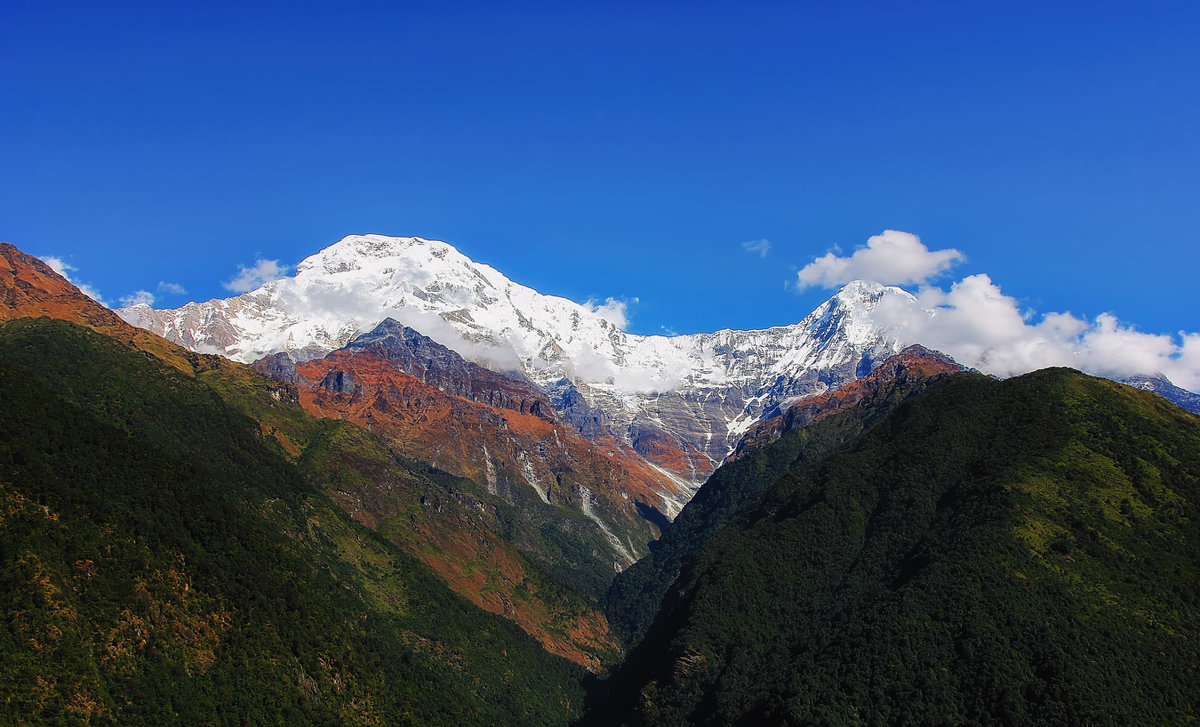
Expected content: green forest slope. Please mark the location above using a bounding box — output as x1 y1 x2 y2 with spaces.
0 318 584 726
593 369 1200 726
604 368 954 646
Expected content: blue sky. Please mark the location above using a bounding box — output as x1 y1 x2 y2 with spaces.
2 2 1197 348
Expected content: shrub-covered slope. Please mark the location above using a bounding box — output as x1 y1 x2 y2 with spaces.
594 368 1200 725
296 419 622 671
0 318 584 725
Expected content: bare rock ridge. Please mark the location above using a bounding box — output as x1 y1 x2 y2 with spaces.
346 317 554 418
1 242 126 329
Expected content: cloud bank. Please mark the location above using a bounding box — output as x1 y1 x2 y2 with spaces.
794 232 1200 392
157 281 187 295
225 259 289 293
869 274 1200 391
797 230 964 290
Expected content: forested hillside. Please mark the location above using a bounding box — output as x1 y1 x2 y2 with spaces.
593 369 1200 725
604 347 961 646
0 318 585 725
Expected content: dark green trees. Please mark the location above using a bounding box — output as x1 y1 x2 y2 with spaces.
0 318 585 726
595 370 1200 725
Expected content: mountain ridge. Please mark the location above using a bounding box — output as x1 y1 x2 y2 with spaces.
118 234 915 488
1120 373 1200 414
285 317 681 583
728 343 965 460
118 233 1200 501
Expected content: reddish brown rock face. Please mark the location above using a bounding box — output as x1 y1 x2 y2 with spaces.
293 341 684 533
1 243 121 328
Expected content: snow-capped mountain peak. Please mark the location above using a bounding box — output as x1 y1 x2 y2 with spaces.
119 234 917 486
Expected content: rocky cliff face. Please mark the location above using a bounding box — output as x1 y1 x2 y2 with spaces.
590 283 909 481
269 319 689 582
345 318 553 418
120 235 915 496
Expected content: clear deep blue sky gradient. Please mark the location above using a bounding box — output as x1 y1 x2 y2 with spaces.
2 1 1197 336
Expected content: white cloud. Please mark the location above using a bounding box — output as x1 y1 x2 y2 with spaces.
741 239 771 258
119 290 156 307
796 230 964 290
585 297 636 331
224 259 289 293
559 338 683 393
38 254 105 304
868 273 1200 391
267 278 528 374
41 256 73 277
157 281 187 295
381 306 527 374
77 284 105 304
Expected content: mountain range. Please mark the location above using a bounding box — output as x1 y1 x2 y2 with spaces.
119 235 1200 494
0 243 593 724
1 242 626 672
4 236 1199 724
119 235 919 502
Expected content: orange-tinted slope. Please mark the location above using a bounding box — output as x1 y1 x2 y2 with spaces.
628 423 714 481
334 318 706 489
0 243 214 376
0 244 121 327
410 508 620 671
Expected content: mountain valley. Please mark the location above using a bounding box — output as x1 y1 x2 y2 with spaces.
3 238 1199 725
